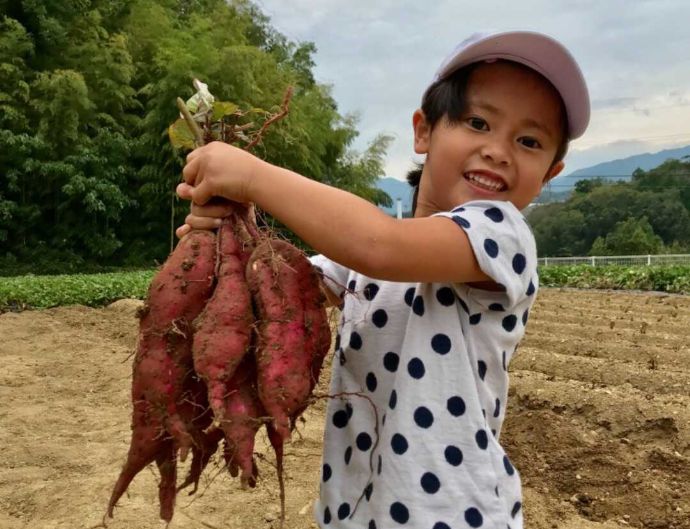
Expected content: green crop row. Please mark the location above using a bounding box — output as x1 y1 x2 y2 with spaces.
1 264 689 312
0 270 155 311
538 265 690 294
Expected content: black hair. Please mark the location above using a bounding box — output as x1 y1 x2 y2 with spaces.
407 60 569 214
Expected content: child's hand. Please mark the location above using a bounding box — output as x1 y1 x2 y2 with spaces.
181 141 262 206
174 192 235 239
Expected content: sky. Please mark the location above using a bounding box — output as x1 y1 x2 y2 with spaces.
254 0 690 181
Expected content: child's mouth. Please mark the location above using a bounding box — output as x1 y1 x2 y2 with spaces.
464 172 507 192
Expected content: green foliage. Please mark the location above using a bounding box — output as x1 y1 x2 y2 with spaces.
0 270 155 310
529 159 690 257
0 0 390 274
538 265 690 294
589 216 663 256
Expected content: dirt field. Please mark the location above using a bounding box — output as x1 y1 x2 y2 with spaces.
0 289 688 529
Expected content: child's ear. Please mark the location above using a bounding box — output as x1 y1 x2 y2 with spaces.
413 109 431 154
543 160 564 185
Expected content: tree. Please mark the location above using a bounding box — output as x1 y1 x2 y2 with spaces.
589 216 663 256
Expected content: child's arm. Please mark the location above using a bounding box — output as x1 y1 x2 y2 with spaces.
180 142 489 284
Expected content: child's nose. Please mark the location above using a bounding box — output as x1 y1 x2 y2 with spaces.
480 139 511 166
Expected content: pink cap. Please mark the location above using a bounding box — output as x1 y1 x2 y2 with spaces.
431 30 590 139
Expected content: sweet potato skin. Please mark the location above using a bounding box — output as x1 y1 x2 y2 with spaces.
193 216 254 420
138 230 217 456
247 239 330 441
107 230 216 519
219 355 263 486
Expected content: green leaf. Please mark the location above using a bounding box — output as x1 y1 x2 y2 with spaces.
211 101 239 121
168 118 196 150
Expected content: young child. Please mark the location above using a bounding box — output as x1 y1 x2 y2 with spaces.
176 30 590 529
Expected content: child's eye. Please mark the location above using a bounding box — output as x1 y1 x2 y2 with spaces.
518 137 542 149
467 117 488 131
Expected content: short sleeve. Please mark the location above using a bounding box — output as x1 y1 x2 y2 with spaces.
434 200 537 308
309 254 351 298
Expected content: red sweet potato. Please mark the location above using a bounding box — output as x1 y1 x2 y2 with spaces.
107 230 216 520
177 373 223 494
138 229 217 457
246 238 330 441
193 215 254 435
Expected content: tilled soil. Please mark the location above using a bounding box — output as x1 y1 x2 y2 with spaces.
0 289 688 529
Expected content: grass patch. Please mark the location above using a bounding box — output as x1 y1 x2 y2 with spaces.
0 270 155 311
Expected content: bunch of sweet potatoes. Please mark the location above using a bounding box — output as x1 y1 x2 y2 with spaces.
106 206 331 524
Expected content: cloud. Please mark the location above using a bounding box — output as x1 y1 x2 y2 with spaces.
254 0 690 177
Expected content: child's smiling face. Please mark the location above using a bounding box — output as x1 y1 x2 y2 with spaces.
413 60 566 214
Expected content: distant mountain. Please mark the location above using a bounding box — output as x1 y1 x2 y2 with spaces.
538 144 690 202
376 177 413 216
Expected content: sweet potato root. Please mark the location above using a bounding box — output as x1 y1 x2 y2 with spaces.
246 238 330 441
192 215 254 431
107 230 216 519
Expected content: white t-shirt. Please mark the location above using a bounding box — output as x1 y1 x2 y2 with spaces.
309 200 538 529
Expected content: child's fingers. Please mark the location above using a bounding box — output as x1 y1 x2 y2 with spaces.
185 213 222 231
175 223 191 239
182 156 202 186
176 182 194 200
190 199 234 219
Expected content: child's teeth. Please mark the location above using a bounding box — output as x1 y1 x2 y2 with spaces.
467 172 503 191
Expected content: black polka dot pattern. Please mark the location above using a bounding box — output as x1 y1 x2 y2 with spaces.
407 357 425 379
414 406 434 428
389 389 397 409
365 482 374 501
444 445 463 466
404 287 415 306
502 315 517 332
465 507 484 527
484 207 504 222
391 433 408 454
431 333 451 354
420 472 441 493
366 372 377 391
364 283 379 300
504 455 515 476
436 287 455 306
452 215 471 229
512 253 526 274
412 295 425 316
384 352 400 372
356 432 372 451
484 238 499 258
315 203 536 529
372 309 388 327
390 502 409 524
475 429 489 450
478 360 487 381
447 396 466 416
